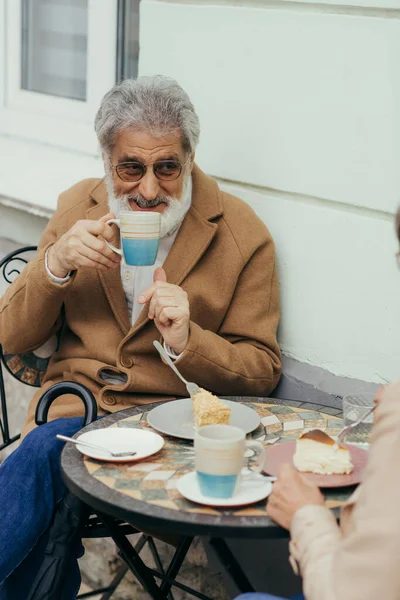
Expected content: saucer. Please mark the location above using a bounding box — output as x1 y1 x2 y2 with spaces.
177 471 272 507
75 428 164 462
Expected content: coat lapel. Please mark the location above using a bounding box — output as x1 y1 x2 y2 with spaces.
86 185 131 335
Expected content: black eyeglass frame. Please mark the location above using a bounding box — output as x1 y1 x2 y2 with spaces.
112 156 191 183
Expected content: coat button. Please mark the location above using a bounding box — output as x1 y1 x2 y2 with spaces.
121 356 133 368
103 395 116 406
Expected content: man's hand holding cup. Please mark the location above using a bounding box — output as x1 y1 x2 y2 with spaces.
47 213 121 278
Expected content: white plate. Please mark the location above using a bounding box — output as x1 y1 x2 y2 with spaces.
75 428 164 462
177 471 272 507
147 398 261 440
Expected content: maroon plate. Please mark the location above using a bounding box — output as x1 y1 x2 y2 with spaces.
263 442 368 488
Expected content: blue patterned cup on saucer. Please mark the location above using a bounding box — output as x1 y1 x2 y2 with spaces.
105 211 161 266
194 425 265 498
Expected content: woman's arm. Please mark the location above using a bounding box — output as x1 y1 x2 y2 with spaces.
269 382 400 600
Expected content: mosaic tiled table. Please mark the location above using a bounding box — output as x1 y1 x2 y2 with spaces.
61 397 363 539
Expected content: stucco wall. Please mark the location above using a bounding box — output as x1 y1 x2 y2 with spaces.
139 0 400 384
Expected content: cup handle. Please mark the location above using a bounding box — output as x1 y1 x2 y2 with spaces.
244 440 265 476
104 219 123 256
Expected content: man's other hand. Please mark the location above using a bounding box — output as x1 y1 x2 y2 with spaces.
138 268 190 354
47 213 121 277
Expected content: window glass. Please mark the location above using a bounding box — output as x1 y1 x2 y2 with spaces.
21 0 88 101
117 0 140 81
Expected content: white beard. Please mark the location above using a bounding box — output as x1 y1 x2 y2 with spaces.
105 170 192 238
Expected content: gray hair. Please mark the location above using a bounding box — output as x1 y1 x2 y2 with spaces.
95 75 200 156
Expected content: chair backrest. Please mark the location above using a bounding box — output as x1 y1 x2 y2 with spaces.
0 245 44 449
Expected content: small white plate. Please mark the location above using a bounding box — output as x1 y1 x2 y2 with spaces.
76 428 164 462
177 471 272 507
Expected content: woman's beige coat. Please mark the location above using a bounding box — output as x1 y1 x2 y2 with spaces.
289 381 400 600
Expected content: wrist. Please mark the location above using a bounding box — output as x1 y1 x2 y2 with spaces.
170 343 186 355
174 331 190 355
48 246 69 278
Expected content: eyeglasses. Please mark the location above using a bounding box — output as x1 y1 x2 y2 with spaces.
112 157 190 183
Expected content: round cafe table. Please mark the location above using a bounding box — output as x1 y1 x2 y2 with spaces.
61 396 354 539
60 397 358 599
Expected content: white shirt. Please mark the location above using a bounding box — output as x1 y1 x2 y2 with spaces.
121 227 179 325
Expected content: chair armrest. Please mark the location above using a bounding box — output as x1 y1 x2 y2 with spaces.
35 381 98 427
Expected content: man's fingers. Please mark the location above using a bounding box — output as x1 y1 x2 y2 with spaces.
154 267 167 283
155 307 182 325
138 281 174 304
77 245 118 269
100 212 115 223
138 268 168 305
82 219 115 242
148 295 178 319
73 251 117 271
80 230 120 263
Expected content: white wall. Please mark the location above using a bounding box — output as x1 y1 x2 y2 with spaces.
139 0 400 384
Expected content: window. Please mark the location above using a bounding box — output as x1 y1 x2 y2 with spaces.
0 0 140 156
117 0 140 81
21 0 89 102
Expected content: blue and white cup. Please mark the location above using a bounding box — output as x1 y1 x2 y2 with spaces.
105 211 161 266
195 425 265 499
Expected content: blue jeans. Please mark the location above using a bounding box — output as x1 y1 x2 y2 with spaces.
0 417 84 599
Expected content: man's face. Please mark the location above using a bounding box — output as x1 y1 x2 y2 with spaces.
108 128 193 213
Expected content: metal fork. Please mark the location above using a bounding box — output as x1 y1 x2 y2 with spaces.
56 434 137 458
153 340 201 396
333 405 376 450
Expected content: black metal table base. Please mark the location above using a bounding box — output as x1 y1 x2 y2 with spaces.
76 562 128 599
209 538 255 594
97 513 255 600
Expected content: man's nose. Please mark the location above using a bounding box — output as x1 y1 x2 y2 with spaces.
137 169 161 200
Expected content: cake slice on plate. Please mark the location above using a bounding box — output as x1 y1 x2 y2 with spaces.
191 388 231 429
293 429 353 475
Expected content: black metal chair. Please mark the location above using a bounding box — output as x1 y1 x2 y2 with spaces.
0 246 213 600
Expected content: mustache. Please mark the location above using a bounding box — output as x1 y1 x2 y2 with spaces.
126 194 171 209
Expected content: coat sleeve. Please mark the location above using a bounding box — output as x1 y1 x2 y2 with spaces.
289 505 342 600
173 231 281 396
289 381 400 600
0 202 77 354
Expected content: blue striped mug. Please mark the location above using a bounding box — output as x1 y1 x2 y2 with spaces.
105 211 161 266
195 425 265 498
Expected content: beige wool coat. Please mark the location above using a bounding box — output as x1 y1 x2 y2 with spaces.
0 165 281 436
289 381 400 600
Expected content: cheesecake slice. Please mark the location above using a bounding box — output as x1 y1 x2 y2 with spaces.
293 429 353 475
191 388 231 429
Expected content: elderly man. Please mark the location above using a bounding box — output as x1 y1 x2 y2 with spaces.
0 75 281 598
